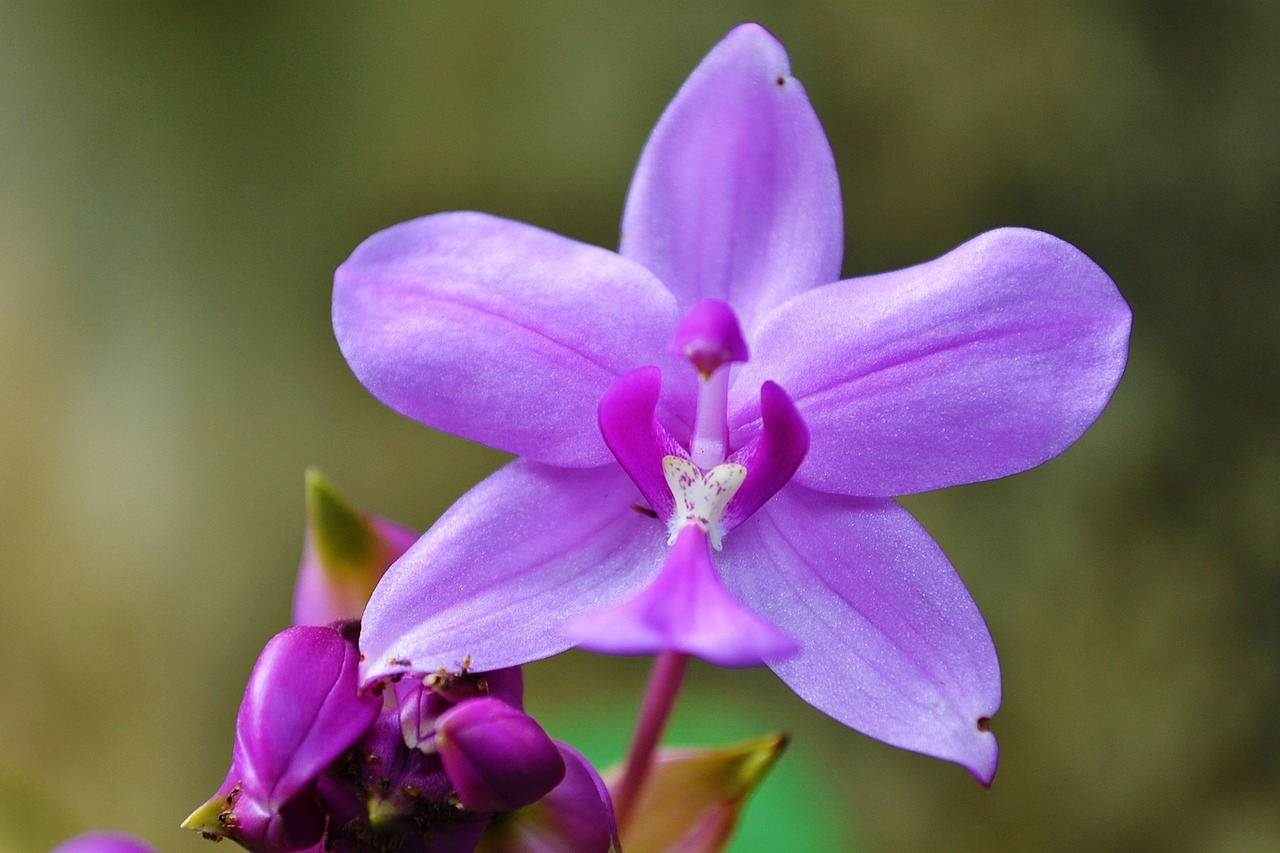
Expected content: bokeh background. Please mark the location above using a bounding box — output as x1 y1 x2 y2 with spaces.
3 2 1277 851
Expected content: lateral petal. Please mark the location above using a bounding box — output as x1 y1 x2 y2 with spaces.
359 460 668 684
334 211 684 466
598 366 687 523
733 228 1131 496
619 23 843 330
721 484 1001 783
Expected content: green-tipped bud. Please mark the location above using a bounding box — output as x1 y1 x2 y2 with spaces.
616 733 789 853
292 469 417 625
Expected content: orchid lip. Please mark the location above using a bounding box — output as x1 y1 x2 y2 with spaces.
566 525 799 667
662 455 745 550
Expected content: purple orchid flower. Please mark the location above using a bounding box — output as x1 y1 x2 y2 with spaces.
333 23 1131 784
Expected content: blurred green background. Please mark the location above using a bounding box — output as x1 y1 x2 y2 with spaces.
2 1 1277 851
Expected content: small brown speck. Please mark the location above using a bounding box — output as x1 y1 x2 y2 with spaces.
775 76 786 86
977 716 992 732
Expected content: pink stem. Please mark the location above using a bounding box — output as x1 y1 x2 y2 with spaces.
612 650 691 831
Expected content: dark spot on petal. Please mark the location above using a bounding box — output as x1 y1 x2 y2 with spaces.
977 716 992 732
775 76 786 86
632 504 659 518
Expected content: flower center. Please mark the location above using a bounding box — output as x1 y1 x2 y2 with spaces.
662 456 745 549
597 299 808 547
671 299 748 469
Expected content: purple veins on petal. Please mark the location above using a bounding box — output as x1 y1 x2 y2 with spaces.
567 525 798 668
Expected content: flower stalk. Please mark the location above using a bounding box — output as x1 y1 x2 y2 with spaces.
612 650 692 832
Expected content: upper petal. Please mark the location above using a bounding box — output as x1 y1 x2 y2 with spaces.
334 211 683 466
619 23 843 330
721 484 1000 784
358 460 668 684
733 228 1132 496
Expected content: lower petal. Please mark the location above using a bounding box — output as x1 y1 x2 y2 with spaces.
720 484 1001 783
359 461 668 684
568 526 798 668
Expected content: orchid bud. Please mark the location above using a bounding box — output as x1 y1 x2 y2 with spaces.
613 733 788 853
183 769 326 853
477 744 620 853
292 468 417 626
397 665 524 751
184 626 381 851
435 697 566 813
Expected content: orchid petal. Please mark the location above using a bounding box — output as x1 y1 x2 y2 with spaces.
722 381 809 531
335 211 686 466
568 526 798 668
598 367 688 522
620 23 842 329
359 460 668 684
722 484 1000 783
235 627 382 808
477 744 620 853
734 228 1131 496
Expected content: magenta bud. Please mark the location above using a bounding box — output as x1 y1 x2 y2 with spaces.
435 697 566 813
670 299 749 377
